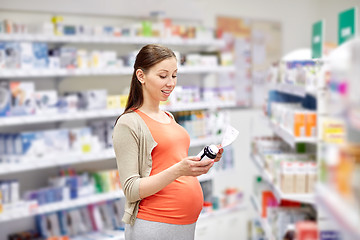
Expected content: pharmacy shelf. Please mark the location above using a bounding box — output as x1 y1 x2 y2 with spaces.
0 136 220 176
0 102 236 128
271 182 314 205
0 191 124 223
316 184 360 239
266 117 317 148
198 201 246 220
0 109 124 127
0 148 116 175
250 195 274 240
271 83 307 97
0 65 235 78
271 83 317 98
0 34 225 47
250 153 273 183
251 153 315 205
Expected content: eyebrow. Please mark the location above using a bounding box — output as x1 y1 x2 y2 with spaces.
158 69 178 73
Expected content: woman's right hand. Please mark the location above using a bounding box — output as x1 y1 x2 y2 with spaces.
174 156 214 177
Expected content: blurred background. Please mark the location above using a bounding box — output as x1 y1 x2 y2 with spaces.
0 0 359 239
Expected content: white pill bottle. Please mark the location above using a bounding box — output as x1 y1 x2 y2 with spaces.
197 144 219 161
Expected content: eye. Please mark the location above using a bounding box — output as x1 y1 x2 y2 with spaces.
172 75 177 78
160 75 167 79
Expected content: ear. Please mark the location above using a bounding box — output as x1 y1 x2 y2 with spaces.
136 69 145 84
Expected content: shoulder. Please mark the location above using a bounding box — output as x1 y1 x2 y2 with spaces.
114 111 144 131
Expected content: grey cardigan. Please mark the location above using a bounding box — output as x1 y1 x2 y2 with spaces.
112 111 174 225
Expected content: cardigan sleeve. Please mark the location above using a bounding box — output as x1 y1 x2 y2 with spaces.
113 121 142 203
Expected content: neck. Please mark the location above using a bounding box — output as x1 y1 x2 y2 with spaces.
139 100 161 114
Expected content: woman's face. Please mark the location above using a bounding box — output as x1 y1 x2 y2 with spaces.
139 57 178 103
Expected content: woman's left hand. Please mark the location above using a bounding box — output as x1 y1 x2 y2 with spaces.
214 145 224 162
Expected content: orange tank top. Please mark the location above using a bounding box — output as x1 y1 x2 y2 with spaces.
135 110 204 225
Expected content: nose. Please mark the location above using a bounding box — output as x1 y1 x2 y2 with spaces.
166 76 176 87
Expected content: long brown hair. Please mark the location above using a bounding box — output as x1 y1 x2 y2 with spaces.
115 44 176 123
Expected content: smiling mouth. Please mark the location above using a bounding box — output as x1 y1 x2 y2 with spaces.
161 90 172 95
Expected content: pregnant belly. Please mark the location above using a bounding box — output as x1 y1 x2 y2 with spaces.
138 176 204 224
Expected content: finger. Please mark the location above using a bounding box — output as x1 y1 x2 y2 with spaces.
192 162 214 174
195 159 214 167
188 156 201 161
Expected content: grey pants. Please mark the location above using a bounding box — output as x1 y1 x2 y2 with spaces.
125 218 196 240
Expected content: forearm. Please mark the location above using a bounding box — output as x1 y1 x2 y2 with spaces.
139 164 180 199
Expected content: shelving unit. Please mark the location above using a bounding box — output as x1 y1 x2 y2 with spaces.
250 195 274 240
0 190 124 222
266 118 317 148
0 34 225 47
0 135 223 175
0 11 241 240
0 101 236 127
316 184 360 239
0 65 235 78
270 83 317 98
313 38 360 240
250 154 315 204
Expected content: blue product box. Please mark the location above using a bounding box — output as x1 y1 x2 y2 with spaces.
0 80 11 117
0 134 4 163
4 42 21 69
32 42 49 68
320 231 341 240
267 90 303 116
0 42 5 68
4 134 15 164
12 134 23 163
18 131 41 158
66 176 79 199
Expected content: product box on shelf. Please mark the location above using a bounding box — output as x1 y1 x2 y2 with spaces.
89 121 107 149
0 80 11 116
34 90 58 114
59 47 77 69
19 42 33 69
56 94 78 113
48 48 60 69
36 213 62 238
4 42 21 69
42 129 70 154
106 95 121 109
0 42 5 69
88 120 114 149
296 221 318 240
10 81 36 116
32 42 49 69
13 129 69 160
85 89 107 110
68 127 93 154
